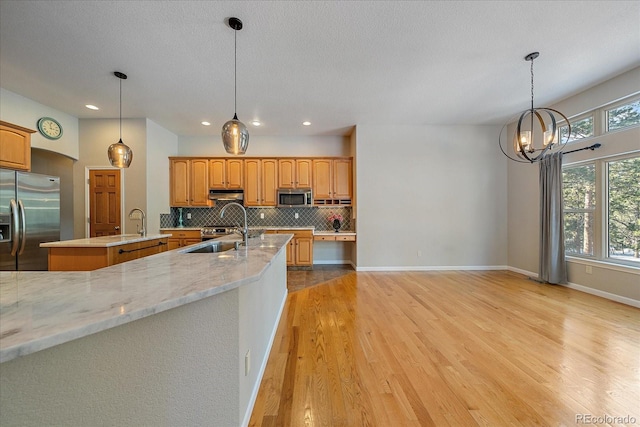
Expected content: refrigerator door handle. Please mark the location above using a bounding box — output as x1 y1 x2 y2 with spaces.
10 199 19 256
18 199 27 255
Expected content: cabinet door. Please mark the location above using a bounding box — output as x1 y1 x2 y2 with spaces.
226 159 244 189
333 159 352 199
261 159 278 206
286 239 295 266
209 159 226 188
312 159 332 199
296 237 313 266
170 159 190 206
167 239 181 250
244 159 261 206
0 123 33 171
278 159 295 189
296 159 313 188
190 159 210 206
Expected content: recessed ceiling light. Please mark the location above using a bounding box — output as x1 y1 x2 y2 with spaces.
85 104 99 110
251 120 261 126
302 121 311 126
201 121 211 126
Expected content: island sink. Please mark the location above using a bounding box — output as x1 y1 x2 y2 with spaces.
182 241 240 253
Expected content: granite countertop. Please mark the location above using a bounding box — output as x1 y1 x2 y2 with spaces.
159 227 201 231
1 234 291 363
40 234 169 248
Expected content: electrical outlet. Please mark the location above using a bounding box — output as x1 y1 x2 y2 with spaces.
585 265 592 274
295 212 299 219
186 213 192 219
245 350 250 376
260 212 264 219
417 250 422 257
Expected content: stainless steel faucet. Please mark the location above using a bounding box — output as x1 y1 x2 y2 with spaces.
220 202 248 247
128 208 146 237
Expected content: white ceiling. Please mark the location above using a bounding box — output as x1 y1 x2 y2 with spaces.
1 1 639 138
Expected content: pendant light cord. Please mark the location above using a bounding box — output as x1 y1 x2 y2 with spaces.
234 26 237 116
119 76 123 141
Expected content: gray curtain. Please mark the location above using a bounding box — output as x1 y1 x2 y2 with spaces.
539 152 567 284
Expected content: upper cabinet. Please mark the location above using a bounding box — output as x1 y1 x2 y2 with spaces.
169 158 210 207
312 158 352 205
278 158 312 189
0 121 35 171
209 158 243 189
169 156 352 208
245 159 278 207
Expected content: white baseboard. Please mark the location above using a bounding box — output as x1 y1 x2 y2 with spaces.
241 290 288 427
356 265 509 272
562 281 640 308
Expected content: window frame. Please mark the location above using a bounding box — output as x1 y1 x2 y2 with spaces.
559 112 596 144
563 162 598 258
563 153 639 271
604 95 640 133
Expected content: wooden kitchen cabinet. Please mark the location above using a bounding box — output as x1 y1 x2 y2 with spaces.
169 158 210 207
278 158 312 189
244 159 278 207
160 229 201 250
312 158 352 205
266 229 313 267
47 237 169 271
0 121 35 171
209 158 243 189
314 234 356 242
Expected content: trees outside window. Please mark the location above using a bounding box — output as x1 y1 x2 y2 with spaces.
608 157 640 263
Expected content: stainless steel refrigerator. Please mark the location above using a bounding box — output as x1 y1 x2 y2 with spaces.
0 168 60 271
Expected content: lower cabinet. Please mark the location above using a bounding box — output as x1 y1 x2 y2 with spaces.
160 230 202 250
47 238 169 271
266 229 313 267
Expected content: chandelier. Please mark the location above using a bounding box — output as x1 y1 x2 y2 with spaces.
499 52 570 163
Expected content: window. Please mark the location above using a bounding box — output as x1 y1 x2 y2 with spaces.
607 99 640 132
607 157 640 264
563 164 596 256
559 116 594 143
563 155 640 266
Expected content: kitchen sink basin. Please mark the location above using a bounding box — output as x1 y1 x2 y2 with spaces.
183 241 240 253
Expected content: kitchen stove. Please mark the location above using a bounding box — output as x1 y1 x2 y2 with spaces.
201 225 238 240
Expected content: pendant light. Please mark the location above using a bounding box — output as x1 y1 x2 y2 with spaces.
498 52 570 163
108 71 133 168
221 17 249 155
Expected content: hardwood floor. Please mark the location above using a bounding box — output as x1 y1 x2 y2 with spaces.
250 270 640 426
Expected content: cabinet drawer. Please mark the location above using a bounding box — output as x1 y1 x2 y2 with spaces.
161 230 201 239
314 235 335 241
335 235 356 242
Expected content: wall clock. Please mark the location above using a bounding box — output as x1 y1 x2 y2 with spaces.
37 117 63 140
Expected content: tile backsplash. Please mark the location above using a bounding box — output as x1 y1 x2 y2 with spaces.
160 201 352 231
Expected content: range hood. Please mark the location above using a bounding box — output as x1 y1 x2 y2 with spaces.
208 189 244 201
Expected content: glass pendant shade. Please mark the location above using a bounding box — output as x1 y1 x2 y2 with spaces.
108 71 133 168
222 113 249 155
221 17 249 155
108 139 133 168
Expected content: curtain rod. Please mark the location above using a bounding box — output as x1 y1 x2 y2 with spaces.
564 143 602 155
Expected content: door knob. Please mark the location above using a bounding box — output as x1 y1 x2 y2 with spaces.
115 226 120 230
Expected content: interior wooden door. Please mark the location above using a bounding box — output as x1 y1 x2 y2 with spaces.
89 169 121 237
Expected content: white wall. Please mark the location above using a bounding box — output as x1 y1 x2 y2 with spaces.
178 134 350 157
355 124 507 269
506 66 640 304
75 118 147 238
0 88 79 159
146 119 178 233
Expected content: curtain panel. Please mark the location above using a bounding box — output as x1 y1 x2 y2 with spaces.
539 152 567 284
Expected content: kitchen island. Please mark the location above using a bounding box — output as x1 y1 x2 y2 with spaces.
41 233 170 271
0 233 291 426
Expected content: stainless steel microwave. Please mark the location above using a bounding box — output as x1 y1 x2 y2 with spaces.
277 189 312 207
